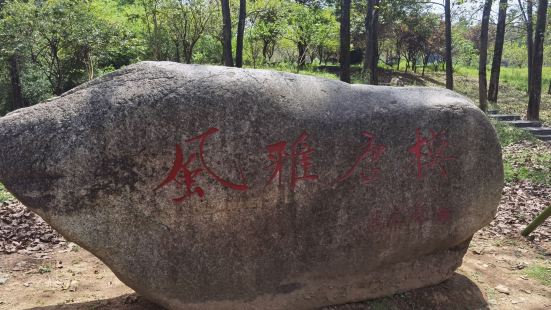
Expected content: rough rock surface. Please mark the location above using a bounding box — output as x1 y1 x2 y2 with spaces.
0 62 503 309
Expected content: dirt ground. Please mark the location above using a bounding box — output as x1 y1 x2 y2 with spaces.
0 232 548 310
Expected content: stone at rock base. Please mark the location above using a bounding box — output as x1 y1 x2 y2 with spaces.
0 62 503 309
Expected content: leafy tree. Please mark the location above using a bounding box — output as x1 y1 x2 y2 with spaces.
286 3 337 68
163 0 218 64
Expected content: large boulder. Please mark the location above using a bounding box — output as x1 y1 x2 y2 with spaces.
0 62 503 309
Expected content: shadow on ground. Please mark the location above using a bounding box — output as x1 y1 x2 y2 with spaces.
324 273 488 310
28 273 487 310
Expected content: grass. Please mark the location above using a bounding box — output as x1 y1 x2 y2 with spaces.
38 265 52 274
503 146 551 185
455 65 551 94
491 120 537 147
524 265 551 286
424 67 551 126
0 183 13 203
493 238 520 248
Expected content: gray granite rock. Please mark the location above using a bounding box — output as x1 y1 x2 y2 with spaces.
0 62 503 309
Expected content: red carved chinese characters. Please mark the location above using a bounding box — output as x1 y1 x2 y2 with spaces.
265 141 288 187
408 128 455 179
156 127 460 203
155 128 248 203
333 132 385 185
265 131 319 191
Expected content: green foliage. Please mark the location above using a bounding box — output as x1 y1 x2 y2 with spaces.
0 0 142 111
0 183 13 203
0 0 549 117
524 265 551 286
503 147 551 186
38 265 52 274
492 120 536 147
456 65 551 93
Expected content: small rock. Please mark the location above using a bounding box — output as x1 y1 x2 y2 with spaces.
68 280 78 292
520 289 532 294
0 274 9 285
511 297 525 304
515 262 528 270
23 282 30 287
12 261 27 271
56 261 63 269
495 284 510 295
473 248 484 255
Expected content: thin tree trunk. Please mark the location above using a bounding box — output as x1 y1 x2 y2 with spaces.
221 0 234 66
478 0 492 112
527 0 534 89
340 0 351 83
365 0 379 85
363 2 372 73
396 54 400 71
297 42 307 68
488 0 508 103
235 0 246 68
174 40 181 63
422 54 429 76
8 54 25 111
444 0 453 90
527 0 548 121
152 6 160 60
548 80 551 95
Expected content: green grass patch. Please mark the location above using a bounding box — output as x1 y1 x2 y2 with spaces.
503 147 551 185
38 265 52 274
0 183 13 203
455 65 551 93
524 265 551 286
491 120 536 147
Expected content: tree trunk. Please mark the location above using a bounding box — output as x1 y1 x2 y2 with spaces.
488 0 508 103
262 40 269 63
174 40 181 63
527 0 534 90
297 42 307 68
363 3 372 73
365 0 379 85
152 7 161 61
444 0 453 90
8 54 25 111
527 0 548 121
478 0 492 112
422 54 429 76
396 54 400 71
339 0 351 83
221 0 234 67
548 80 551 95
235 0 246 68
